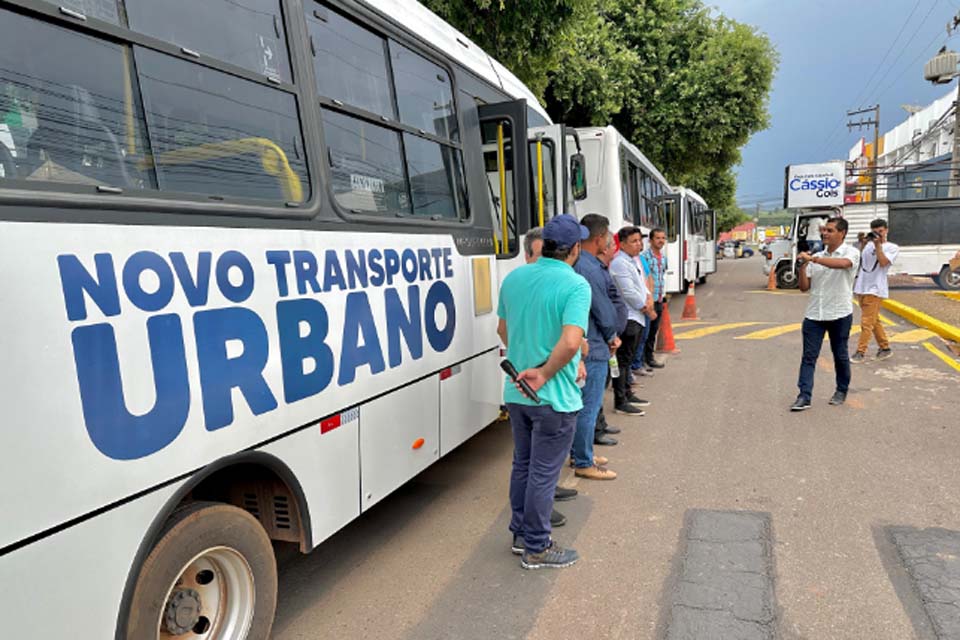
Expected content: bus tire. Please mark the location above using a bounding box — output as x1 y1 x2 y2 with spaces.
125 501 277 640
937 265 960 291
775 263 798 289
697 274 707 285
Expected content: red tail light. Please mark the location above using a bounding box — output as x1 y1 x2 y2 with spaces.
683 240 688 262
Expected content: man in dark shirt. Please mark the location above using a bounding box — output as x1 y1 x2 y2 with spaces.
572 214 621 480
594 231 624 446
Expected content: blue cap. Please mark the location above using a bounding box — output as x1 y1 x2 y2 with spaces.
542 214 589 249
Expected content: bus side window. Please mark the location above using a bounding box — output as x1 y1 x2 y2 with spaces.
135 48 308 202
307 3 468 221
126 0 292 83
0 8 155 189
51 0 121 24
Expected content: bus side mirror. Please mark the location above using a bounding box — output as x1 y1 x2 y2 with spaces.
570 153 587 200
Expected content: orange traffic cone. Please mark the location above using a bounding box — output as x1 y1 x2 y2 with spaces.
681 281 700 320
656 304 680 354
766 264 778 290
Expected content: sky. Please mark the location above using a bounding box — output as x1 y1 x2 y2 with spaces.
710 0 960 212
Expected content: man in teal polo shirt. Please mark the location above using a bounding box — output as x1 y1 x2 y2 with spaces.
497 214 591 570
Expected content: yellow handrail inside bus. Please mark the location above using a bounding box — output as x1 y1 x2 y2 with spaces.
140 137 304 202
497 123 508 254
536 137 544 227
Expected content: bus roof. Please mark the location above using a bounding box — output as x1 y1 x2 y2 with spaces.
674 186 707 207
576 126 673 191
362 0 551 124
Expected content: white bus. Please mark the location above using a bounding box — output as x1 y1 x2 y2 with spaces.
664 186 716 292
575 125 671 239
0 0 576 637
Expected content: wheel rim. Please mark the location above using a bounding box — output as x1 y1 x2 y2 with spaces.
157 546 256 639
947 270 960 287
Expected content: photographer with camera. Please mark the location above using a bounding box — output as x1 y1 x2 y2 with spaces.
791 217 860 411
852 219 899 363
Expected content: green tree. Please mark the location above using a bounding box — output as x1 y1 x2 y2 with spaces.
421 0 591 97
717 207 751 232
422 0 777 209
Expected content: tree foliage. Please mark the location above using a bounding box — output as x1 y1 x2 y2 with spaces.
717 208 752 233
421 0 777 210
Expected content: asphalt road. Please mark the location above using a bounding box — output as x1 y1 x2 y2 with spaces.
272 257 960 640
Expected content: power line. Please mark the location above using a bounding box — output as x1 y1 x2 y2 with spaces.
850 0 926 109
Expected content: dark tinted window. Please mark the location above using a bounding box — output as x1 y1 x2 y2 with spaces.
322 109 408 214
126 0 292 82
136 48 307 202
0 8 154 189
306 6 394 119
58 0 120 24
390 42 457 140
403 134 465 218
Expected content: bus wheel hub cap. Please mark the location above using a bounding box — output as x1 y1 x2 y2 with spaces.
163 588 202 635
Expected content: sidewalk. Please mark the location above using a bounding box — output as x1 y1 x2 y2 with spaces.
886 275 960 346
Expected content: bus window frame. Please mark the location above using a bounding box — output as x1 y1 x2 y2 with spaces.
308 1 471 228
0 0 321 217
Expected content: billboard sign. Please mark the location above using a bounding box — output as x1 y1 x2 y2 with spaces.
784 162 845 208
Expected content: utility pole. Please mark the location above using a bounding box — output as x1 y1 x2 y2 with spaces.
847 105 880 202
924 10 960 197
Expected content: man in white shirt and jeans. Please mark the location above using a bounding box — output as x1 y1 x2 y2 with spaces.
791 217 861 411
852 218 899 363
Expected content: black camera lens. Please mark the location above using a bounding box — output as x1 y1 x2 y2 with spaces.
865 231 877 241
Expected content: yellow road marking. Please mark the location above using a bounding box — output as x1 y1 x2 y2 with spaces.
735 323 802 340
673 321 713 328
923 341 960 373
674 322 764 339
878 312 896 326
888 328 938 343
935 291 960 302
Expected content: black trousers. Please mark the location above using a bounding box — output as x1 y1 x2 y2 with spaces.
613 319 643 406
642 301 664 365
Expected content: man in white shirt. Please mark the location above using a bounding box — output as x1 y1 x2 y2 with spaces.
791 217 861 411
852 219 899 363
608 225 655 413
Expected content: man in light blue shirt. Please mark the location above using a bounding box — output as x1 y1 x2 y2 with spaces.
497 214 590 569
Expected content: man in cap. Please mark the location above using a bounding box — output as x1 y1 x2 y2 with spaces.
497 214 591 569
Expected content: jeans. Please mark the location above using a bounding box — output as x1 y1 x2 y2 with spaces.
797 314 852 400
643 301 664 364
572 359 608 469
856 294 889 354
507 403 577 553
613 319 643 405
632 320 651 370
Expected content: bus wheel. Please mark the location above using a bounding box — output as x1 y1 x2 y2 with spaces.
775 263 798 289
697 274 707 285
126 502 277 640
937 265 960 291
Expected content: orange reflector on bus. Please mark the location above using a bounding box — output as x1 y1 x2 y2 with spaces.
440 368 453 380
412 438 425 450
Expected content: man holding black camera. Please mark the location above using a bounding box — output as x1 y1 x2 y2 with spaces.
852 219 899 363
791 217 860 411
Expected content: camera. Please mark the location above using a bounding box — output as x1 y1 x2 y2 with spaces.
865 231 878 242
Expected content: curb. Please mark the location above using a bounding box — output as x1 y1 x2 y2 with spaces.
881 298 960 343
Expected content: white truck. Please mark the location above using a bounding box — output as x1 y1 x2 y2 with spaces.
763 201 960 290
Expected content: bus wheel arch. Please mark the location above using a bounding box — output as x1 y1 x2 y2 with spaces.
115 452 312 639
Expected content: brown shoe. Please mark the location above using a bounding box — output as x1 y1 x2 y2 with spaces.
593 455 609 466
575 465 617 480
